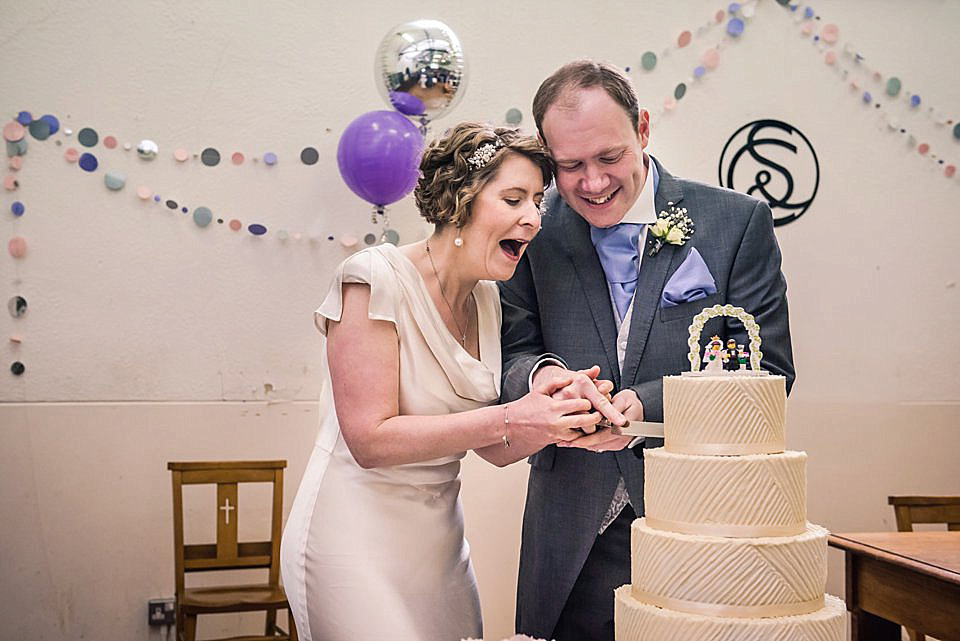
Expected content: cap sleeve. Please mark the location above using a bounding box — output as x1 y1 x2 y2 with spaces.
314 248 400 336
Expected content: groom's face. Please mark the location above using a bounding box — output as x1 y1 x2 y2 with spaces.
541 87 649 229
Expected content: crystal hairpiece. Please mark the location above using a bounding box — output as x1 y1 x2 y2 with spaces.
466 139 504 170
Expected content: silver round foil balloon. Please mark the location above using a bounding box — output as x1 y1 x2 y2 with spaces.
375 19 467 125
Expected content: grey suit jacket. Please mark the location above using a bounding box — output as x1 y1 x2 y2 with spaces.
499 157 795 639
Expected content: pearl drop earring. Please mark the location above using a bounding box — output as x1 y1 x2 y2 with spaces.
454 230 463 247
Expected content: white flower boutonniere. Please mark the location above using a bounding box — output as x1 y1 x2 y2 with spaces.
648 202 695 257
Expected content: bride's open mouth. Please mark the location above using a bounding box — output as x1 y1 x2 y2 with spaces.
499 238 528 260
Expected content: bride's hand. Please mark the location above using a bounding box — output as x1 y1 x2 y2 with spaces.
505 376 603 448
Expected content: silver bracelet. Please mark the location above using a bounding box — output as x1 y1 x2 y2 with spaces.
502 404 511 448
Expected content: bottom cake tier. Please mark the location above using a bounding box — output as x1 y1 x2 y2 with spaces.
614 586 845 641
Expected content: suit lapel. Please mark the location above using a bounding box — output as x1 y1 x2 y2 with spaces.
621 159 685 387
557 201 621 386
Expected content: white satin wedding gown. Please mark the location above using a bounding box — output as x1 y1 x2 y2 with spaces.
280 244 501 641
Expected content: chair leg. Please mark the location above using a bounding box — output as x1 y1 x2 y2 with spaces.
289 609 298 641
266 607 277 635
183 613 197 641
906 629 925 641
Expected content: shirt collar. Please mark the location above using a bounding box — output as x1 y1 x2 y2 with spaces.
620 153 658 225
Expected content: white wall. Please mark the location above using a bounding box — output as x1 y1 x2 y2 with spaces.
1 1 958 639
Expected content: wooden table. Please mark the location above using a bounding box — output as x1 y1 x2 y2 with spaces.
829 531 960 641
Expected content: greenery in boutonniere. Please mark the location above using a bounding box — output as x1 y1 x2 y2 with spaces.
648 202 695 257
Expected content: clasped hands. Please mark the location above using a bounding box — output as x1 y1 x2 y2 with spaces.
532 364 642 453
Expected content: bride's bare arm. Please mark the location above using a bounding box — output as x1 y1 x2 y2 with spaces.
328 283 595 469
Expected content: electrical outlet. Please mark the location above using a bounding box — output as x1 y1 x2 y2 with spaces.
148 598 176 626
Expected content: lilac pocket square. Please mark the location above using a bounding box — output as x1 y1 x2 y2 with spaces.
661 247 717 308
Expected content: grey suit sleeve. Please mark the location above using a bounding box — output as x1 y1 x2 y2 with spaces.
499 256 565 403
629 379 666 425
727 199 795 392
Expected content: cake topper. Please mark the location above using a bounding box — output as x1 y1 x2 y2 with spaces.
724 338 741 371
686 304 763 373
702 336 725 373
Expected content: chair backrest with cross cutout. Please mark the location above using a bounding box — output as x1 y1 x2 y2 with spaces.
168 460 286 596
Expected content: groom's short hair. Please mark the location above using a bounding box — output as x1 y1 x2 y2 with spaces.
532 60 640 144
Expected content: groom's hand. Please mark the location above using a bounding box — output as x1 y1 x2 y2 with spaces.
560 388 644 452
531 364 624 430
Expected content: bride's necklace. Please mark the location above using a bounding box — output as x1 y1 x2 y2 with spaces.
425 239 469 346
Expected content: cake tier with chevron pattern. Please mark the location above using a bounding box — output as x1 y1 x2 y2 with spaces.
663 374 786 455
644 449 807 537
615 588 846 641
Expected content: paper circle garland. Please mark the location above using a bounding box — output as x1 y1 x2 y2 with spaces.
193 206 213 227
39 115 60 135
727 18 745 37
104 172 126 190
820 24 839 43
28 120 51 140
77 128 99 147
703 48 720 69
9 4 960 262
641 51 658 71
79 153 99 172
8 236 28 258
300 147 319 165
3 121 25 142
200 148 220 166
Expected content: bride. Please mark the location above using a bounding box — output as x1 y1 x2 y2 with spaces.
280 122 621 641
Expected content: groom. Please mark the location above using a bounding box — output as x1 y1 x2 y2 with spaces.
499 60 795 641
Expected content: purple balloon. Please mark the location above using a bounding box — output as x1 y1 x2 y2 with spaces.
337 110 424 206
389 91 426 116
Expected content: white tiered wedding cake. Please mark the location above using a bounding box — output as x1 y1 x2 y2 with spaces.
614 305 845 641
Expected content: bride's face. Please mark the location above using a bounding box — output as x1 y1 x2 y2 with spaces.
460 152 544 282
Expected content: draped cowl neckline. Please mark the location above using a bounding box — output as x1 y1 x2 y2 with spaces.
374 243 501 402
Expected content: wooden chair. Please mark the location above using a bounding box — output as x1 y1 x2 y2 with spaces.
887 495 960 641
169 460 297 641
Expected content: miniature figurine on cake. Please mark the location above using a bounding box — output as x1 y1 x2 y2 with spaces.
737 345 749 371
702 336 726 373
723 338 740 371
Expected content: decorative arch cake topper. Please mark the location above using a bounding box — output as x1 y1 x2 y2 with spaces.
687 304 762 372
